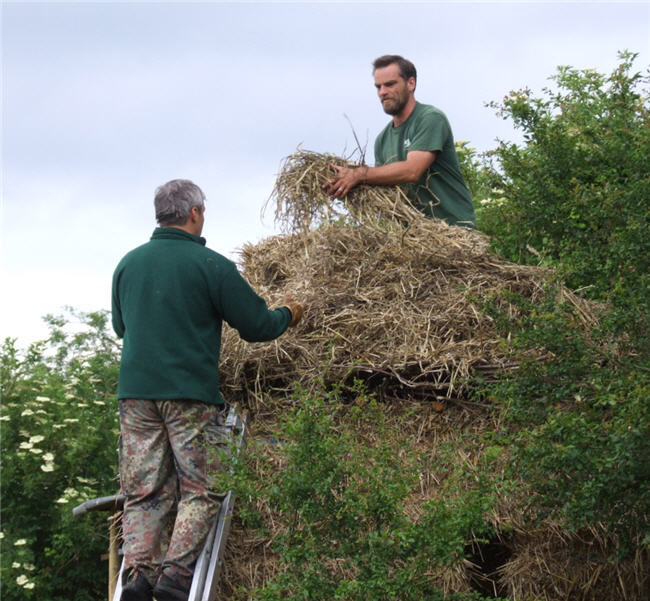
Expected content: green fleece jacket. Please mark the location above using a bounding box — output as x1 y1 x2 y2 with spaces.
111 227 291 405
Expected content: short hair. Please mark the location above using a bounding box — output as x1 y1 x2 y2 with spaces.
372 55 417 82
154 179 205 226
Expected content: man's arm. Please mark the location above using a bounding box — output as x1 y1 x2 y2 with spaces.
111 269 125 338
323 150 438 198
217 262 302 342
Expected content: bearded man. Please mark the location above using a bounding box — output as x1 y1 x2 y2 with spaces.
324 54 476 227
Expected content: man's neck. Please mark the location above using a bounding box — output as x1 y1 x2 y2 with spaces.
167 224 201 237
392 98 417 127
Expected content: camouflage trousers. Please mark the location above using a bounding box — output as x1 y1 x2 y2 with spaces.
118 399 230 587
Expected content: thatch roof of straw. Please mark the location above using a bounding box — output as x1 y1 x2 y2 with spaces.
218 150 596 409
498 524 649 601
211 150 641 600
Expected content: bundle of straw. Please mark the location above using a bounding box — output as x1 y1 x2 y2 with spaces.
219 151 596 409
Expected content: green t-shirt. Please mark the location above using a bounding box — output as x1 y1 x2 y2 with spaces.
111 227 291 405
374 102 476 227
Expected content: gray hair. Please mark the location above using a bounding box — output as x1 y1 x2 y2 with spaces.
154 179 205 226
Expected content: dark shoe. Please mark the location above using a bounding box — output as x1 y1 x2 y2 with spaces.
121 567 153 601
153 573 191 601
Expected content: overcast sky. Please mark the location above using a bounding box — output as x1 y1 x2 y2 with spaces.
2 0 648 345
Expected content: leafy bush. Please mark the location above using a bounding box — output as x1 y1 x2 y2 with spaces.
223 385 502 601
480 288 650 545
455 140 494 204
478 51 649 348
470 53 650 548
0 310 121 601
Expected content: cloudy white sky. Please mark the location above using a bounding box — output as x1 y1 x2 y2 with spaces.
2 0 648 345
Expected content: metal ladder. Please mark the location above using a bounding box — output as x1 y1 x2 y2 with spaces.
73 406 248 601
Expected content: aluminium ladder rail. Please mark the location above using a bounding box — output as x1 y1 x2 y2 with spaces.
73 405 247 601
187 407 247 601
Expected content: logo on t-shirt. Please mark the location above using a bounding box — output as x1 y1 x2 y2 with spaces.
404 138 411 149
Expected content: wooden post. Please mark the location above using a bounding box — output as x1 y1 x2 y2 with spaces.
108 513 120 601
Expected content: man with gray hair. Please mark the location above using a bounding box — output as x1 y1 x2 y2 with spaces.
324 54 476 227
112 179 303 601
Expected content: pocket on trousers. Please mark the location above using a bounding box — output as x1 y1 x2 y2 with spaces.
202 422 232 493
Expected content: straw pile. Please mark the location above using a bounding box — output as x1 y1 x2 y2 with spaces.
213 151 646 600
219 151 595 411
499 524 649 601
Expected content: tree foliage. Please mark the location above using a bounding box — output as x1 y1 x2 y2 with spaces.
0 310 121 601
479 289 650 545
478 51 649 347
222 386 501 601
472 52 650 546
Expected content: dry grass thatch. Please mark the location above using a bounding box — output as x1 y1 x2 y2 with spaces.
219 150 596 410
211 151 644 601
499 524 649 601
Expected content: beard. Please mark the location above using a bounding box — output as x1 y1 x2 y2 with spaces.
381 91 409 116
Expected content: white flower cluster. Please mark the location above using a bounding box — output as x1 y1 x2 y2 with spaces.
478 187 507 207
18 435 43 452
17 434 57 473
12 544 36 589
16 574 35 589
56 487 82 504
41 452 55 472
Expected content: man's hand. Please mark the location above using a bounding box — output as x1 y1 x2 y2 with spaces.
323 164 368 199
322 151 436 199
283 294 304 327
